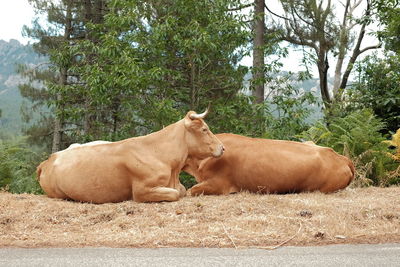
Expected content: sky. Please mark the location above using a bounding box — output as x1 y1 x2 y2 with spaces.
0 0 36 44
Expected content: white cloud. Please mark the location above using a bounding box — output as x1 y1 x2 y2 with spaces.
0 0 35 44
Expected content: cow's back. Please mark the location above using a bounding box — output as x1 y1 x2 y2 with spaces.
198 133 354 193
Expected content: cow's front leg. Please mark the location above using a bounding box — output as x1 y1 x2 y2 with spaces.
188 180 223 196
178 183 187 198
189 178 238 196
133 186 180 202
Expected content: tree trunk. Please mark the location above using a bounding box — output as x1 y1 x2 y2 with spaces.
111 97 121 140
51 3 72 153
251 0 265 104
333 55 344 97
333 0 350 98
317 52 331 106
189 56 196 110
51 69 66 153
82 0 107 138
339 0 378 91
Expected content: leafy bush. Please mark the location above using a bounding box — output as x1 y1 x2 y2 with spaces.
299 109 399 186
0 139 44 194
263 72 319 140
350 54 400 134
207 94 269 137
383 129 400 184
179 172 197 190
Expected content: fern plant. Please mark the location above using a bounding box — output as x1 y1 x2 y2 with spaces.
383 129 400 184
299 109 398 186
384 128 400 161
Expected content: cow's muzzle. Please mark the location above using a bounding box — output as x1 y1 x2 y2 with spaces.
213 144 225 158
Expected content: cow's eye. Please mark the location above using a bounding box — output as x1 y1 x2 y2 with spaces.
202 128 208 133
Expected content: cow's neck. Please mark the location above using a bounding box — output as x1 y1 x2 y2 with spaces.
137 119 188 169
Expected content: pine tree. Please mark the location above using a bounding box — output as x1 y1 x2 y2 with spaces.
20 0 108 152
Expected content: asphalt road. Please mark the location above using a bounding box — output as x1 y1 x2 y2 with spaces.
0 243 399 267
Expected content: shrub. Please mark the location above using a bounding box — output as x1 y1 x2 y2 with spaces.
179 172 197 190
263 73 319 140
383 128 400 185
0 139 44 194
350 54 400 134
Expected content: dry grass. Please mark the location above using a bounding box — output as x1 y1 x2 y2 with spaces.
0 187 399 248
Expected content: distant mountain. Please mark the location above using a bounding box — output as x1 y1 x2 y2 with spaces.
0 39 46 137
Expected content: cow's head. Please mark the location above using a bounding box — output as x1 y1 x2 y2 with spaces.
184 109 224 159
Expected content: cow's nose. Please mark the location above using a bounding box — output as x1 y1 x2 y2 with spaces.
222 146 225 152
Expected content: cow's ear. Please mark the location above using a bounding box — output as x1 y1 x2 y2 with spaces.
185 111 196 120
184 111 203 129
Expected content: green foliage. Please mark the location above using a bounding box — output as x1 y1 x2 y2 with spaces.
207 95 268 137
64 0 252 141
299 109 399 186
383 129 400 185
20 0 320 148
264 73 318 140
375 0 400 53
0 138 44 194
300 109 385 156
180 172 197 190
350 54 400 134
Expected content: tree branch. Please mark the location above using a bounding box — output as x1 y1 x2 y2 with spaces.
227 3 252 12
264 4 288 21
281 33 318 51
287 1 335 41
339 0 377 90
359 44 381 54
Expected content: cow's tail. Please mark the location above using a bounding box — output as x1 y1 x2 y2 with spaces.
36 160 46 182
347 158 356 184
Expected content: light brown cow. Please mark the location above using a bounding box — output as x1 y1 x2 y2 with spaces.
183 133 355 196
37 110 224 203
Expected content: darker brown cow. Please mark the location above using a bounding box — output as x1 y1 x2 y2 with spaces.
37 110 224 203
183 133 354 195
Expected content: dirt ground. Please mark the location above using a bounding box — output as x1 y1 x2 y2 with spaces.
0 187 399 248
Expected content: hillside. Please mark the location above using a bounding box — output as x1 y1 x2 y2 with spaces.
0 39 45 137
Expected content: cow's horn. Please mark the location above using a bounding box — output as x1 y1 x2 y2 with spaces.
190 108 209 119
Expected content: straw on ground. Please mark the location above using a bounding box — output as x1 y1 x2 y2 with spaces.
0 187 399 248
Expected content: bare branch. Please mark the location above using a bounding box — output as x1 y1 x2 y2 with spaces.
350 0 363 13
359 44 381 54
339 0 377 90
287 1 335 40
348 21 357 29
291 5 315 29
283 5 319 50
280 31 318 51
264 4 288 21
321 0 332 26
346 0 363 30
